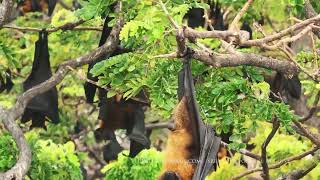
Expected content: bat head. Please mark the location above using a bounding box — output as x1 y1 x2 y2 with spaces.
160 171 180 180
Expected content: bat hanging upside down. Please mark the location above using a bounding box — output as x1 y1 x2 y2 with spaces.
159 54 221 180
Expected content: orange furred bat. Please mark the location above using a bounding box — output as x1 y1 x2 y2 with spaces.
159 54 221 180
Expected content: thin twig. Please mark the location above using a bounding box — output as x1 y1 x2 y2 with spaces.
300 90 320 122
261 118 280 180
159 0 179 29
229 0 254 31
293 121 320 146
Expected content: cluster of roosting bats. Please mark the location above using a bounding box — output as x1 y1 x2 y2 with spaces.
0 1 303 180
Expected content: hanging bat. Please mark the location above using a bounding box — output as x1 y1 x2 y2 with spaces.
84 16 113 103
0 70 13 93
159 56 221 180
95 89 150 160
185 2 226 30
21 31 59 129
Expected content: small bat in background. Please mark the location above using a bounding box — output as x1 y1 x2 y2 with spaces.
159 55 221 180
18 0 57 16
0 70 13 93
21 31 59 129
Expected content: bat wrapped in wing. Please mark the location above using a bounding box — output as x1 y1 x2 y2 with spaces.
160 56 221 180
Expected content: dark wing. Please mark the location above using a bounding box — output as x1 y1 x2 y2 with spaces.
84 17 113 103
47 0 57 16
22 31 59 126
103 132 123 163
180 57 221 180
128 104 150 157
284 75 301 99
0 70 13 93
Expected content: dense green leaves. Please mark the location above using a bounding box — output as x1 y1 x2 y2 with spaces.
102 149 163 180
0 131 83 180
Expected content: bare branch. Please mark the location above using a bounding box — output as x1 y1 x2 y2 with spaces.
292 121 320 146
145 121 174 130
184 27 238 40
159 0 179 29
229 0 254 31
220 141 261 161
241 14 320 47
192 49 299 76
261 118 280 180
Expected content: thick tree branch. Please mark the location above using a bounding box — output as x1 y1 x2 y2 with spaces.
0 0 13 27
192 49 299 76
0 3 123 179
261 119 280 180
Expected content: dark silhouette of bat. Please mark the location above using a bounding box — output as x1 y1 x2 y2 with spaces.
102 131 123 163
95 89 150 160
84 16 113 103
185 2 225 30
0 70 13 93
84 15 150 160
21 31 59 129
159 54 221 180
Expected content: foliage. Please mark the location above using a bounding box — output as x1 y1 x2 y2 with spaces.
102 149 163 180
0 133 18 171
0 131 83 180
206 154 245 180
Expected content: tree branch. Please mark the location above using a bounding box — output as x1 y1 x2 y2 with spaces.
232 145 320 180
300 90 320 122
241 14 320 47
277 154 320 180
229 0 254 31
192 49 299 76
292 121 320 146
261 118 280 180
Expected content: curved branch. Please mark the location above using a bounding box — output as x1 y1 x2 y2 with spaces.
0 3 124 179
